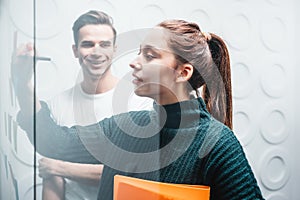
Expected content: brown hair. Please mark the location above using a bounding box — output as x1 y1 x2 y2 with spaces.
72 10 117 47
158 20 232 129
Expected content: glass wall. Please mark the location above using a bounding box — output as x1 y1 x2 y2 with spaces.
1 0 299 199
0 0 38 199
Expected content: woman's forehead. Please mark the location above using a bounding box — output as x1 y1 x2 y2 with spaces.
141 27 170 51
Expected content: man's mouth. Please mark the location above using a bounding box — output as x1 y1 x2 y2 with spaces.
89 60 105 65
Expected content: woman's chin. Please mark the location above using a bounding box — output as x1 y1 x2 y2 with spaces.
134 88 150 98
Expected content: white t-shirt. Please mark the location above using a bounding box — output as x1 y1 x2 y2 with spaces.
47 83 153 200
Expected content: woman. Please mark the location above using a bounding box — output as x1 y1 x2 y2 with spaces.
17 20 264 199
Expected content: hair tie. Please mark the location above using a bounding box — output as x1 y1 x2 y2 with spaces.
201 32 212 42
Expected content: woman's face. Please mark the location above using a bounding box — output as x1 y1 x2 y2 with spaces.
130 28 181 103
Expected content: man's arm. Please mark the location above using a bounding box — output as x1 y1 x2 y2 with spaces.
39 157 103 185
42 176 65 200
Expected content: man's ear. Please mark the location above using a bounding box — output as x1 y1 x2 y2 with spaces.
176 63 194 83
72 44 79 58
113 45 117 58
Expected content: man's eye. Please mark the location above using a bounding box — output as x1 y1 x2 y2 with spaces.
100 42 111 48
81 43 94 48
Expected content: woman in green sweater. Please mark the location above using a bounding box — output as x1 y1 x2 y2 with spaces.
16 19 264 199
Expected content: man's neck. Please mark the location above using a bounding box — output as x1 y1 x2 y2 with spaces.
81 71 119 94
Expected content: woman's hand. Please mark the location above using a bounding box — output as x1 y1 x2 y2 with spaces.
11 43 36 86
10 42 42 113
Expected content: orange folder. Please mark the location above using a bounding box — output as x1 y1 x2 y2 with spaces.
114 175 210 200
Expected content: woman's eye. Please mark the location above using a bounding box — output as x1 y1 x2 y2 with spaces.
144 53 155 61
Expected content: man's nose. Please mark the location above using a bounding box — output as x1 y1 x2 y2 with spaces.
92 44 103 55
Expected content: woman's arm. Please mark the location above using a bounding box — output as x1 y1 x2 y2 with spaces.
17 101 107 164
11 44 101 167
207 129 265 200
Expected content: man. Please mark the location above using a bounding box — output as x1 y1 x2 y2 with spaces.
12 10 152 200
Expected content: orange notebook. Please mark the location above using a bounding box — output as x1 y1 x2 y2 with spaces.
114 175 210 200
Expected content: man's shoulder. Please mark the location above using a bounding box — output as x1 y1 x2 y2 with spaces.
48 85 79 103
45 84 80 117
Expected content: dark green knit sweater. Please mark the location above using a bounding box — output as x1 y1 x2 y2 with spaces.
18 98 264 200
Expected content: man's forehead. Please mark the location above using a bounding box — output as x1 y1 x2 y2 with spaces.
78 25 114 42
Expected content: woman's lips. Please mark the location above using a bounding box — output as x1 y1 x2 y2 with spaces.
132 73 143 85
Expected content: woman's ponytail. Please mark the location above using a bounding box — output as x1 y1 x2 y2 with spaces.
202 33 232 129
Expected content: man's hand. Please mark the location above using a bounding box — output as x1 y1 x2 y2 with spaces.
38 157 64 179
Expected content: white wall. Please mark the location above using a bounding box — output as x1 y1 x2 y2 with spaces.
1 0 299 199
292 0 300 199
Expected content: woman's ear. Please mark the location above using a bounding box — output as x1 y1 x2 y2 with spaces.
176 63 193 83
72 44 79 58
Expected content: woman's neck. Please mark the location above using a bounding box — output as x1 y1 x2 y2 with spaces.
154 90 190 105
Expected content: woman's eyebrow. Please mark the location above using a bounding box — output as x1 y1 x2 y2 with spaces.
141 45 160 52
141 44 153 49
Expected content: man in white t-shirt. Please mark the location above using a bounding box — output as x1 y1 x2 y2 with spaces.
37 10 152 200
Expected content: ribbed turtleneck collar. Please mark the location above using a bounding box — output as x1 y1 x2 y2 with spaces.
152 97 210 129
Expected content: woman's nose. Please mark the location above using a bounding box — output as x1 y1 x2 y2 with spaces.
129 59 142 70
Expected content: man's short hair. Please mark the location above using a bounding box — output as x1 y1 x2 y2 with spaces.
72 10 117 46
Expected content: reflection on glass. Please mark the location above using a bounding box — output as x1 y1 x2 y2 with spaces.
0 0 36 199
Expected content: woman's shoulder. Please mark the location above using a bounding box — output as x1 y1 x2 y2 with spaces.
197 117 241 156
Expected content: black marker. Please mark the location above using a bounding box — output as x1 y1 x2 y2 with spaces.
36 56 51 61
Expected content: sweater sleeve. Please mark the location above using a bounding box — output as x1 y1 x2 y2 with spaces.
17 101 106 164
206 128 265 200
